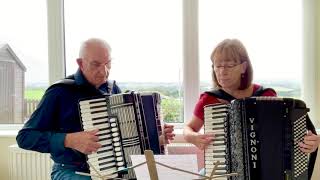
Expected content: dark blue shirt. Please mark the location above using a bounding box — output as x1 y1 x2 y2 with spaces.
16 69 121 165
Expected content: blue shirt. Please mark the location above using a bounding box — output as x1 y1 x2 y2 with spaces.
16 69 121 165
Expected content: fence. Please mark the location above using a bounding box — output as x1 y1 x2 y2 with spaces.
24 99 40 119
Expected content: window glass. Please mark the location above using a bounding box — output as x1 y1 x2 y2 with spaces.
64 0 183 123
199 0 302 98
0 0 48 124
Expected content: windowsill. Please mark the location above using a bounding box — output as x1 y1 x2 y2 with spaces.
0 124 22 137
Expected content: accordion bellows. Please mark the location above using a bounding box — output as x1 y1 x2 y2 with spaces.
204 97 309 180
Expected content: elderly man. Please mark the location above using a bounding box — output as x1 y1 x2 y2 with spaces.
17 38 174 179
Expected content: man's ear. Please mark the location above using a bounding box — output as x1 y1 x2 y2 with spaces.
76 58 83 69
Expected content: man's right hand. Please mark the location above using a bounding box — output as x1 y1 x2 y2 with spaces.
64 129 102 154
193 134 214 150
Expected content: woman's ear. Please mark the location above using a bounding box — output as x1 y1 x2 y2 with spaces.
241 61 248 73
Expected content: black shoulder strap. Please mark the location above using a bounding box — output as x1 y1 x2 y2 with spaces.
107 80 115 94
252 86 276 96
205 86 276 101
205 89 235 102
48 75 76 89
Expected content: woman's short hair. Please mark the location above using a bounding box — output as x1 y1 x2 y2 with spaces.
210 38 253 90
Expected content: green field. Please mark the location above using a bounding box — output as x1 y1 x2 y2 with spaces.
25 88 45 100
24 80 300 123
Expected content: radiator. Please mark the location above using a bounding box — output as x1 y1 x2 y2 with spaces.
8 144 53 180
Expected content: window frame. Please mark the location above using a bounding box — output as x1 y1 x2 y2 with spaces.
1 0 319 137
47 0 319 129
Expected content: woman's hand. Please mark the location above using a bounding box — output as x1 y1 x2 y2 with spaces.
299 130 320 153
193 133 214 150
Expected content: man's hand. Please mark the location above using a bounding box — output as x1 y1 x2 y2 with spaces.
64 129 102 154
299 130 320 153
193 134 214 150
159 124 175 145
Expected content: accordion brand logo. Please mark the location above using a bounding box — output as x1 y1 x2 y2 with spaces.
249 117 258 169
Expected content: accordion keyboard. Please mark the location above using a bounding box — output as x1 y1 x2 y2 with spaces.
204 103 229 177
79 93 145 179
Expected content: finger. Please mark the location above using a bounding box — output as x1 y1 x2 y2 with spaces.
303 140 316 147
304 134 318 141
164 124 174 128
199 134 214 139
164 128 174 133
299 142 312 150
199 137 213 144
87 129 99 135
89 142 102 151
166 135 175 140
300 147 312 154
165 132 175 137
89 134 100 142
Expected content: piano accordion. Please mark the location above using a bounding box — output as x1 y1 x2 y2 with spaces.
78 91 164 179
204 97 310 180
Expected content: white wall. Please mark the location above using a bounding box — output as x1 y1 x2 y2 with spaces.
0 136 16 180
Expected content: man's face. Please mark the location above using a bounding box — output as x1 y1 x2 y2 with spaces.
77 45 111 88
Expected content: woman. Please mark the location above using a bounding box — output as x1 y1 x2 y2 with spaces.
183 39 319 154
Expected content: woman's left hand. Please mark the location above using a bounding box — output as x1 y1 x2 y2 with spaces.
299 130 320 153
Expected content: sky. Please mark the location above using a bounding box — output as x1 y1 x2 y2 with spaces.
1 0 302 85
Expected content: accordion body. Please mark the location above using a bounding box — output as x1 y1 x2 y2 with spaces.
79 91 164 178
204 97 310 180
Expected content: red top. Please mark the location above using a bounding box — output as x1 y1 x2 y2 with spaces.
193 84 277 121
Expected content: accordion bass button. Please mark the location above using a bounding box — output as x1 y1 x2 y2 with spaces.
117 162 124 166
111 123 117 127
112 132 119 137
116 157 123 161
111 127 118 132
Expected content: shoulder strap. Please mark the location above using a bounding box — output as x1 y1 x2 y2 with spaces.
252 86 275 96
205 89 235 102
107 80 115 94
206 86 275 101
48 75 76 90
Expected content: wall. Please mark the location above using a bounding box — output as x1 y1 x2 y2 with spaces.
0 136 16 180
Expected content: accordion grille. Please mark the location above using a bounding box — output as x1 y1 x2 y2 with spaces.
293 114 308 178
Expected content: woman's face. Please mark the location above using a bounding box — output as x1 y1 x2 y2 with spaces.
212 53 246 90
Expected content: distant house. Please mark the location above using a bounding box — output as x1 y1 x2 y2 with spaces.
0 44 26 123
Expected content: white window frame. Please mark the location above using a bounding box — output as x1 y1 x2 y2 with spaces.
1 0 319 137
47 0 320 128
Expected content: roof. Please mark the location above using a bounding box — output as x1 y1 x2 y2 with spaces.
0 43 26 71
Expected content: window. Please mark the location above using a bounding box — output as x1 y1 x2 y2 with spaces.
199 0 302 98
64 0 183 123
0 0 48 124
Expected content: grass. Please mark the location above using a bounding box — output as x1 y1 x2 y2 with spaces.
25 88 45 100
